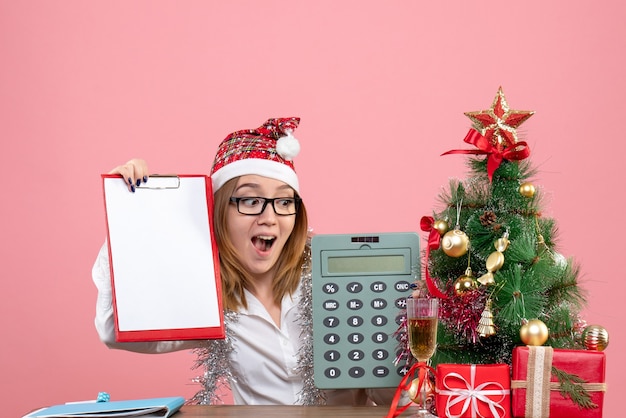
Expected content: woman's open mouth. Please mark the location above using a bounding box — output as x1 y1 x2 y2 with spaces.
252 235 276 252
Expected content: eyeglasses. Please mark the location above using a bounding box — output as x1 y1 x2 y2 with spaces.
229 196 301 216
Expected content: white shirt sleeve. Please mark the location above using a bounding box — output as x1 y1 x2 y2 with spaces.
92 242 200 353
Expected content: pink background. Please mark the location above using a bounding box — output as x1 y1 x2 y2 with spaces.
2 2 623 416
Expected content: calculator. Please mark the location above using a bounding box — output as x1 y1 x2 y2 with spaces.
311 232 420 388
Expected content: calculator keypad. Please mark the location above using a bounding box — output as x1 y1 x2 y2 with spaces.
313 277 412 388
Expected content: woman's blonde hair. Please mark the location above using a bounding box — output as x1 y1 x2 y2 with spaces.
213 177 309 311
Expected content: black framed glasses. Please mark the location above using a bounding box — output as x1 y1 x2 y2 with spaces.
229 196 301 216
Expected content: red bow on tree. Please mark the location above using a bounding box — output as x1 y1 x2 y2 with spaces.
420 216 448 300
442 129 531 181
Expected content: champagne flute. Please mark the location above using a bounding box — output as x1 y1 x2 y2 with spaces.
406 297 438 418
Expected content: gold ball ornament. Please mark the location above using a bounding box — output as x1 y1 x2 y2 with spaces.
407 377 434 405
519 182 536 198
582 325 609 351
520 319 549 346
454 267 477 295
441 229 469 258
433 219 449 236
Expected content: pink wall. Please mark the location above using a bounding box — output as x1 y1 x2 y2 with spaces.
2 2 623 416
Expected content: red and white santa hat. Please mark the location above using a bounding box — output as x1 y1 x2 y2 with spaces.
210 117 302 193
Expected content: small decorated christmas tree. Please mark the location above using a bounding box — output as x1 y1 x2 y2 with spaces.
385 88 608 418
416 87 589 366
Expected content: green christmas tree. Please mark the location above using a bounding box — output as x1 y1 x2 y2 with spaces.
418 87 587 367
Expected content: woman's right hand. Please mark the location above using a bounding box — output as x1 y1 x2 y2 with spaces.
108 158 150 192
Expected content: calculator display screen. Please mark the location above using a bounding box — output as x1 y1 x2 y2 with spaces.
327 255 405 274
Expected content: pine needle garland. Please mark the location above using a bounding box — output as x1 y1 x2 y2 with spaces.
552 366 598 410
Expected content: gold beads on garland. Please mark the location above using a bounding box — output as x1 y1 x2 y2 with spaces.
520 319 549 346
582 324 609 351
519 181 536 198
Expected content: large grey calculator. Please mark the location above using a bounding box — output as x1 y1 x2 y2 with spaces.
311 232 420 388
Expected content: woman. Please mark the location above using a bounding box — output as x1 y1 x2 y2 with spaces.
93 118 395 406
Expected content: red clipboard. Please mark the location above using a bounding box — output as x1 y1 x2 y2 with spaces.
102 174 224 342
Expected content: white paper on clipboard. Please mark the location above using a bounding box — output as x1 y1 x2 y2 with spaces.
102 174 224 341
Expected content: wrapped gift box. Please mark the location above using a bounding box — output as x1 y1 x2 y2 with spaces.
436 363 511 418
511 346 606 418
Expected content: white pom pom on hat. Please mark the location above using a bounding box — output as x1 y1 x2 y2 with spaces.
210 117 302 193
276 130 300 161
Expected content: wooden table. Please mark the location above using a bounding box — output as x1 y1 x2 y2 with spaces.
176 405 413 417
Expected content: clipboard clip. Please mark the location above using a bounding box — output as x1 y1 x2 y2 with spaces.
137 175 180 189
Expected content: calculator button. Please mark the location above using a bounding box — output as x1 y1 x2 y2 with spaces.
373 366 390 378
349 367 366 378
323 300 339 311
347 316 364 327
370 281 386 292
324 333 340 344
323 316 340 328
324 367 341 379
348 333 365 344
347 299 363 310
324 350 341 362
348 349 364 361
395 314 405 325
395 297 407 309
395 349 409 363
372 332 389 343
394 281 411 292
372 349 389 360
346 282 363 293
371 298 387 309
397 365 411 376
371 315 388 327
323 283 339 294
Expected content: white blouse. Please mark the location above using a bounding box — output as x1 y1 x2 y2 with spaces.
92 244 398 405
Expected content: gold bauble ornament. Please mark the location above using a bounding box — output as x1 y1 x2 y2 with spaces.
519 182 536 198
582 324 609 351
441 228 469 258
454 267 477 295
433 219 449 236
407 377 434 405
520 319 549 346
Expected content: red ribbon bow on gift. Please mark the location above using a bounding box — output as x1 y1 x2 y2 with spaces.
442 129 531 181
385 362 435 418
420 216 448 299
438 364 509 418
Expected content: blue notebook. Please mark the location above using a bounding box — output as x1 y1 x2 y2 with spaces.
23 396 185 418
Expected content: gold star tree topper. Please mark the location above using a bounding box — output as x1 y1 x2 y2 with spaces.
464 87 534 149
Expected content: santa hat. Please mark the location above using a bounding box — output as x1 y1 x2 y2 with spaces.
210 117 302 193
